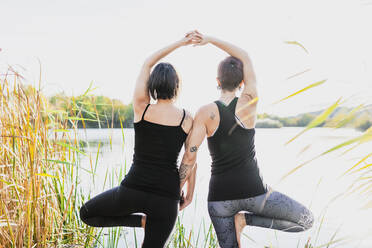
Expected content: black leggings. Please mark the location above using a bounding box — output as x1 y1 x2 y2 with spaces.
79 185 179 248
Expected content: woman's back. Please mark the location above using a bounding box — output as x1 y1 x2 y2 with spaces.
207 97 267 201
122 103 191 200
80 35 197 248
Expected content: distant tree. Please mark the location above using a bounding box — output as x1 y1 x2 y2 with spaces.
48 94 134 128
356 119 372 131
296 113 315 126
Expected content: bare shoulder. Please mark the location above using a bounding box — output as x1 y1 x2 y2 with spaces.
196 103 218 120
181 109 194 134
133 101 150 122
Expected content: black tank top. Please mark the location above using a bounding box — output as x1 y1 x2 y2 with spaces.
207 97 267 201
121 104 188 200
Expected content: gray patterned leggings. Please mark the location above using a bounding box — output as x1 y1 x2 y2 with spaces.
208 190 314 248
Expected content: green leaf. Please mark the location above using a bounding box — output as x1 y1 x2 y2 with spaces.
66 116 98 122
334 104 364 129
44 109 68 114
275 79 327 104
35 173 58 179
286 68 311 80
52 129 70 132
286 98 341 144
82 81 98 96
285 40 309 53
322 127 372 156
281 127 372 181
56 141 87 156
308 98 342 129
343 153 372 175
43 159 72 165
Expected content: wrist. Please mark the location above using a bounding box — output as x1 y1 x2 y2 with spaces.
186 194 193 201
204 35 214 44
176 39 187 47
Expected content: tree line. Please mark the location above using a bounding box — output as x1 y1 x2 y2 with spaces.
47 90 371 131
49 93 134 128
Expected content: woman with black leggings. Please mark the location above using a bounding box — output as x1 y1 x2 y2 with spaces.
79 33 197 248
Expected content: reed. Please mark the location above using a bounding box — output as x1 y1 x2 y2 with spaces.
0 70 97 247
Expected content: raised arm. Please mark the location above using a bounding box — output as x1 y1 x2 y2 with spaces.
192 31 258 100
132 33 194 121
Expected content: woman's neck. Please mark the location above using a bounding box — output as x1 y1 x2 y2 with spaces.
219 90 237 105
156 99 174 105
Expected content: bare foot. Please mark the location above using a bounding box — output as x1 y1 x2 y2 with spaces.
234 213 246 248
141 215 146 228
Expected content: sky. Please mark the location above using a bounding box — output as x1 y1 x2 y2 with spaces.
1 0 371 116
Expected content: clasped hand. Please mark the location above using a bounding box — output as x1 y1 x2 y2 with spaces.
180 30 210 47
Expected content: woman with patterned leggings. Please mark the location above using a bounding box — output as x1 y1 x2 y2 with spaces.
179 31 314 248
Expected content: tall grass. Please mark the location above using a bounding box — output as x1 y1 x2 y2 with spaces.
0 70 98 247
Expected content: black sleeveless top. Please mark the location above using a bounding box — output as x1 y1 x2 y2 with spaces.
207 97 267 201
121 104 188 200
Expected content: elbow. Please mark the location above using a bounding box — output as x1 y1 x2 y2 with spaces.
143 57 155 69
252 91 259 103
142 61 151 69
239 51 250 63
303 209 314 231
242 51 250 60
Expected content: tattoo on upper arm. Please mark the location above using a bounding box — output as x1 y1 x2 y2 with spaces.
242 93 254 101
210 112 215 120
179 163 190 181
190 146 198 152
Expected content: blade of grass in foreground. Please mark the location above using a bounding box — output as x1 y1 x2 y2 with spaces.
333 104 364 129
35 173 58 178
287 68 311 80
280 125 372 181
274 79 327 104
56 141 87 156
285 40 309 53
344 152 372 175
286 98 341 144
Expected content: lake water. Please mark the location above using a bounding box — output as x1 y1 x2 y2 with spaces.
76 127 372 248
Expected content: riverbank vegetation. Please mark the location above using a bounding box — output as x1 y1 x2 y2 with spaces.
258 106 372 131
47 91 372 131
0 73 87 247
49 88 134 129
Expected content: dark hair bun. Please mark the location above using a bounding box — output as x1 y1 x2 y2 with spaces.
217 56 243 91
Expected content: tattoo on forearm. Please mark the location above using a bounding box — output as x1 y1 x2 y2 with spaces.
179 163 190 181
210 112 215 120
190 146 198 152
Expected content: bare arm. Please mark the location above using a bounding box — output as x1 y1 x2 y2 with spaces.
133 34 194 121
179 163 197 211
179 109 207 189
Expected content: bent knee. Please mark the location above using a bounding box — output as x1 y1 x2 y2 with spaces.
79 204 89 224
300 209 314 231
